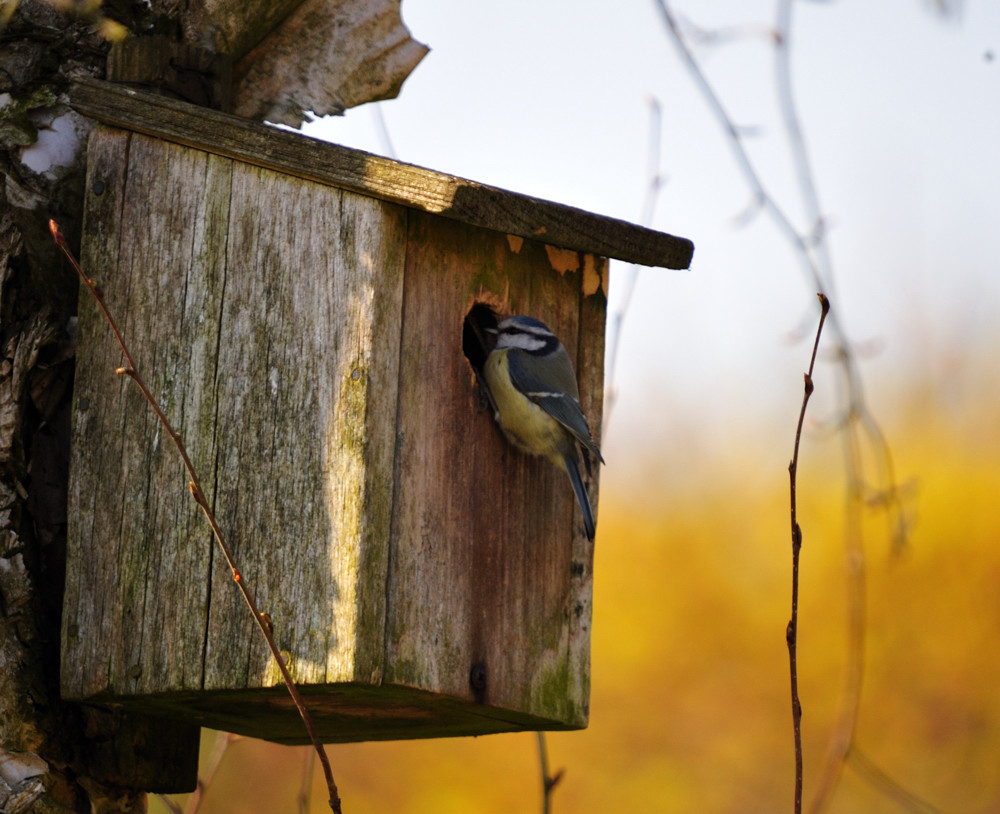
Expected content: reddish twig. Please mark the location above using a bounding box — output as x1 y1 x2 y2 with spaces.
535 732 564 814
50 219 342 814
787 293 830 814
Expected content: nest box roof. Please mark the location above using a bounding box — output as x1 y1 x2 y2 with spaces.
69 77 694 270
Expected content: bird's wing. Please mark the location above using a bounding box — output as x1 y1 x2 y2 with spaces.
507 349 603 462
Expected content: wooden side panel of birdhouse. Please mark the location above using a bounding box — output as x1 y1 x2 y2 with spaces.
385 211 604 728
63 127 407 702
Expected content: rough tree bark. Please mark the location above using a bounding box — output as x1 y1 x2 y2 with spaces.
1 5 133 808
0 1 426 810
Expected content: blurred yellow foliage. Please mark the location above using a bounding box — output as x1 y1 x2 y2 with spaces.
153 389 1000 813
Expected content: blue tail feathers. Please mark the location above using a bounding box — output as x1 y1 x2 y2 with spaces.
564 453 596 541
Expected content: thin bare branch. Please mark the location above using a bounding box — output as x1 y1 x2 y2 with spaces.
651 0 825 294
536 732 564 814
788 292 831 814
848 747 945 814
774 0 835 294
604 96 665 421
371 103 397 160
183 731 236 814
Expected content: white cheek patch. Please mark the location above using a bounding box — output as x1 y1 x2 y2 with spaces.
498 332 548 351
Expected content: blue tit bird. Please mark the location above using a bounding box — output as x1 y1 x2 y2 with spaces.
482 315 604 541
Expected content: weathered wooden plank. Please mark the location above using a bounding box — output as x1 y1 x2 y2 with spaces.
385 211 598 725
119 131 233 698
564 272 606 718
64 126 131 701
63 125 208 788
67 77 694 270
64 127 229 700
202 163 407 693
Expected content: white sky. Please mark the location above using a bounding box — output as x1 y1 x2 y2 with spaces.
302 0 1000 483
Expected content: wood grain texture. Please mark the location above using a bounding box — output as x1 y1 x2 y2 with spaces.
65 124 603 742
64 126 406 704
201 160 407 693
65 127 229 701
106 37 233 111
67 78 694 270
385 211 599 726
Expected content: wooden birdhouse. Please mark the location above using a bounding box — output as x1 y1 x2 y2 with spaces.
61 78 693 749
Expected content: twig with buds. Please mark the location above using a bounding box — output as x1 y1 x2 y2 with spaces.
787 292 830 814
50 219 342 814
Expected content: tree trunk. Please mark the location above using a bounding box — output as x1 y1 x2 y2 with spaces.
1 0 428 807
0 3 165 810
